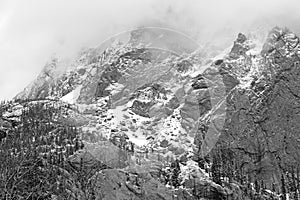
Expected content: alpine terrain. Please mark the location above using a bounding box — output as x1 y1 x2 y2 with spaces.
1 26 300 199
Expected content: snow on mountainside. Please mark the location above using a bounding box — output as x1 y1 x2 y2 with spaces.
13 26 267 157
8 26 300 199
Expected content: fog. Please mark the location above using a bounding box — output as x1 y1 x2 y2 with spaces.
0 0 300 100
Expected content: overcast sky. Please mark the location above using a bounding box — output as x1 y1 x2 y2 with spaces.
0 0 300 100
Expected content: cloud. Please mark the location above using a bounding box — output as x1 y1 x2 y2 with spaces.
0 0 300 100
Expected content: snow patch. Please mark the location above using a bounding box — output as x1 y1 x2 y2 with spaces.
179 160 209 184
246 39 263 56
107 83 125 95
61 85 82 104
109 104 149 147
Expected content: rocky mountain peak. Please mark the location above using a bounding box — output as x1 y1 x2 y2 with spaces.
262 26 300 58
236 32 247 43
6 26 300 199
229 32 250 58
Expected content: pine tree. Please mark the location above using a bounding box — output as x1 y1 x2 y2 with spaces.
291 166 297 199
254 179 260 194
272 183 277 194
0 102 84 199
211 151 222 185
297 167 300 199
170 159 181 188
281 174 287 200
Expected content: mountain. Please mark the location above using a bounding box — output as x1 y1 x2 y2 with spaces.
2 26 300 199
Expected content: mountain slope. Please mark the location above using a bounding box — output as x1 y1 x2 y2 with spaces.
5 26 300 199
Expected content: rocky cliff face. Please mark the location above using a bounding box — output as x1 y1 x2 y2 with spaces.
8 26 300 199
218 27 300 185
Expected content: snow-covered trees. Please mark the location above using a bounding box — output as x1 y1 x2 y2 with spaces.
0 102 86 199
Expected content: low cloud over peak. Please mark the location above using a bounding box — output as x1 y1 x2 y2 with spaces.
0 0 300 100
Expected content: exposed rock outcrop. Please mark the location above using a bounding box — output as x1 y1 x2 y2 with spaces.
9 26 300 199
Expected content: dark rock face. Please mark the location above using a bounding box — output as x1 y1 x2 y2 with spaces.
214 59 224 65
95 66 122 98
229 33 250 58
85 141 129 169
131 83 168 101
192 182 227 200
120 48 152 63
216 27 300 186
180 89 212 133
93 169 173 200
219 69 240 93
129 83 175 118
130 100 154 118
0 130 6 141
160 139 169 148
165 96 180 110
192 75 208 89
95 82 110 97
176 60 193 73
